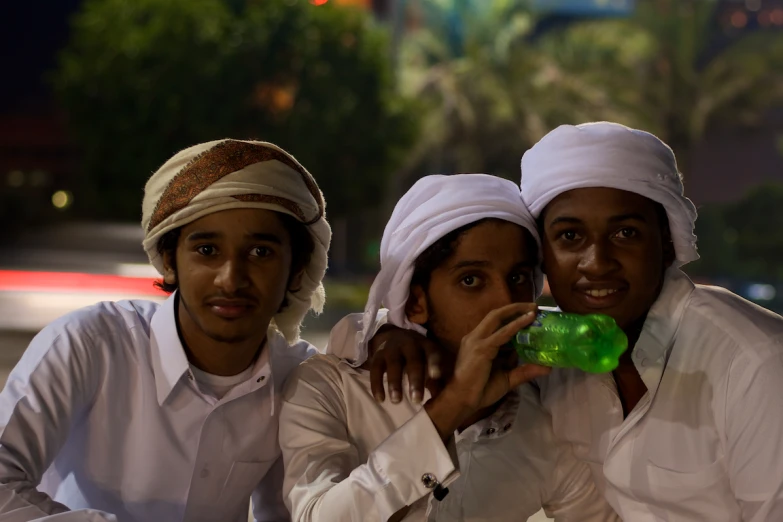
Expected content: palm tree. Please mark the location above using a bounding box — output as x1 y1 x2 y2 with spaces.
394 0 783 183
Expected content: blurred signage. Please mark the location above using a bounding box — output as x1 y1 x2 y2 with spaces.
532 0 635 15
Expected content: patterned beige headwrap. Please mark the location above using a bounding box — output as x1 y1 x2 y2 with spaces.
141 139 331 342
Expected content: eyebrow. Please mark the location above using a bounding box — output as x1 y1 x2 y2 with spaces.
547 216 582 228
185 231 283 244
449 260 490 272
548 213 648 227
608 213 648 224
449 259 536 272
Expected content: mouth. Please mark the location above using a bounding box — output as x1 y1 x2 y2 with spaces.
574 284 628 309
206 299 256 319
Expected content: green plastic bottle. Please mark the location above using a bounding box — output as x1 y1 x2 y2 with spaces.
512 310 628 373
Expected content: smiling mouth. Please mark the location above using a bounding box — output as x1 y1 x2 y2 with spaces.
583 289 620 298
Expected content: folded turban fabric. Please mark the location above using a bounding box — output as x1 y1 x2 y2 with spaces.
356 173 542 365
141 139 331 342
520 122 699 267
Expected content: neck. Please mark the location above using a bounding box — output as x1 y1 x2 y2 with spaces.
176 298 267 376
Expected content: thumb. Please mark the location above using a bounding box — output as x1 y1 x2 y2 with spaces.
507 363 551 389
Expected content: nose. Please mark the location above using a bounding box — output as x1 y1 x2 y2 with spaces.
214 257 250 294
490 280 516 309
577 240 620 279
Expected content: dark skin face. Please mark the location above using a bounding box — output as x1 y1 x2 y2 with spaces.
540 187 675 414
405 220 538 424
407 219 538 354
162 208 303 376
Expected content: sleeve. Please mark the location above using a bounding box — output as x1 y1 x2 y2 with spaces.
724 346 783 522
322 311 388 365
279 359 458 522
0 322 115 521
251 457 290 522
541 447 619 522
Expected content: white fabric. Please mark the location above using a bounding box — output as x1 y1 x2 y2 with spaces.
359 173 541 366
141 139 331 342
189 361 256 400
538 268 783 521
279 352 619 522
0 294 315 522
520 122 699 266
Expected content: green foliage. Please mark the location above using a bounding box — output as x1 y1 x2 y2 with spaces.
53 0 418 220
396 0 783 182
688 183 783 282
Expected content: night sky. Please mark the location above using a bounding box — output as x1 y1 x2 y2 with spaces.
1 0 83 113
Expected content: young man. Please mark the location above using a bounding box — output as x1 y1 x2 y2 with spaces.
281 174 618 521
0 139 331 522
357 123 783 521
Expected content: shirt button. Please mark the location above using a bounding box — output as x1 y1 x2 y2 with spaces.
200 468 210 479
421 473 439 489
188 373 194 381
503 423 512 431
486 427 496 435
641 358 650 368
257 376 266 383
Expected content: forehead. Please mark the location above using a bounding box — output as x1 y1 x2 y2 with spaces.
543 187 660 222
182 208 288 236
447 220 536 266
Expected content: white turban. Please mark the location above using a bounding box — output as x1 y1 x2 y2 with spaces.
520 122 699 266
141 139 331 343
357 173 541 364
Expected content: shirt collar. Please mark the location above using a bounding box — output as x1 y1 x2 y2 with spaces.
150 292 190 405
633 267 695 391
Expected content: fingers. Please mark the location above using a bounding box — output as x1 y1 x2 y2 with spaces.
506 363 551 389
386 351 405 404
485 308 538 348
369 347 387 402
471 302 538 340
423 341 443 380
401 344 426 404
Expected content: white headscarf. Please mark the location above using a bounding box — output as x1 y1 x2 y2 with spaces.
356 173 541 365
141 139 331 343
520 122 699 266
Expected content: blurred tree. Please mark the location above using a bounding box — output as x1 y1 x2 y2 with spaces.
622 0 783 170
394 0 655 184
689 183 783 282
395 0 783 183
723 182 783 281
53 0 418 220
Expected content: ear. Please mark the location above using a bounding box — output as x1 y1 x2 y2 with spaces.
162 251 177 285
288 268 305 294
405 285 430 325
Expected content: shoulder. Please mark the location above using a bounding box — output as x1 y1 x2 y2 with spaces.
11 299 159 383
285 353 346 391
33 299 158 352
684 285 783 360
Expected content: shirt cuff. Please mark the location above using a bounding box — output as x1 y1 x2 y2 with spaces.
372 408 459 506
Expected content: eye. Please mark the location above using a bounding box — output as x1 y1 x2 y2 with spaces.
558 230 580 241
510 272 528 286
615 227 638 239
196 245 216 256
460 275 481 288
251 246 273 258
